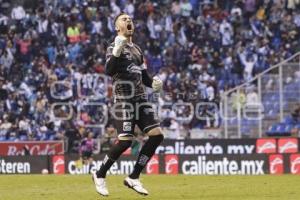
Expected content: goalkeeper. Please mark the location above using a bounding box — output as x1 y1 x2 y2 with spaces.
92 13 164 196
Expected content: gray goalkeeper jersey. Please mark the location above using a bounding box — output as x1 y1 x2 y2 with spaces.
105 42 153 100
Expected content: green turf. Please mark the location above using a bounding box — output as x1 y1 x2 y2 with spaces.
0 175 299 200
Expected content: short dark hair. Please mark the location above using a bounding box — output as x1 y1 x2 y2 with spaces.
114 12 127 26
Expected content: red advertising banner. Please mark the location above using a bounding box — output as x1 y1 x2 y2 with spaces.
269 154 284 174
52 155 65 174
0 141 64 156
278 138 298 153
165 155 179 175
256 139 276 154
146 155 159 174
290 154 300 175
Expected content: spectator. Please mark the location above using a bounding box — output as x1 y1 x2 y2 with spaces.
0 49 14 72
290 103 300 124
79 132 96 165
171 1 181 17
232 89 246 111
169 119 181 139
180 0 193 17
0 116 12 140
11 4 25 20
219 19 233 46
245 86 259 106
67 22 80 43
124 0 135 18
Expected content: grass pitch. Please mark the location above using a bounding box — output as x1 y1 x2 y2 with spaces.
0 175 299 200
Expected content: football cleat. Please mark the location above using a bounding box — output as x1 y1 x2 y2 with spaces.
124 177 149 195
92 172 109 196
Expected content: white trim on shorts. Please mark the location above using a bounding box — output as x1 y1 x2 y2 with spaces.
118 133 135 140
142 123 160 133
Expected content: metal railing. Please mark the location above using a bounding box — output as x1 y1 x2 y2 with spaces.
221 52 300 138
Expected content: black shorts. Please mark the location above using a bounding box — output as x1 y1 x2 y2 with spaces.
112 96 160 140
82 151 93 160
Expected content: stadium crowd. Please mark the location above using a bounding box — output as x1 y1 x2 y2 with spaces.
0 0 300 145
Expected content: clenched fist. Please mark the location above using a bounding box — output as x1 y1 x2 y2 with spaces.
152 76 163 91
112 35 127 57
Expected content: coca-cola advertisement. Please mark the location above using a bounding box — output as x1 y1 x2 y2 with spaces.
0 141 64 156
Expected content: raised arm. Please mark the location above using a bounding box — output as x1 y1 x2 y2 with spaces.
105 36 128 76
105 46 119 76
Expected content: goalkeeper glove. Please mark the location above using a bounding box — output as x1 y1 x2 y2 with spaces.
152 76 163 91
112 35 127 57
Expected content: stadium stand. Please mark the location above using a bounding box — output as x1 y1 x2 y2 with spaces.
0 0 300 146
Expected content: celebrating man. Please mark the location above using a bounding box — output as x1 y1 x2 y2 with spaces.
92 13 164 196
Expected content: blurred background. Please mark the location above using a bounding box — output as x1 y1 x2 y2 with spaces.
0 0 299 156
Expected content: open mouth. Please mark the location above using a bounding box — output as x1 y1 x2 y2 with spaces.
127 24 132 31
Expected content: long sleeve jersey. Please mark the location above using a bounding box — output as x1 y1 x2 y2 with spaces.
105 42 153 99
